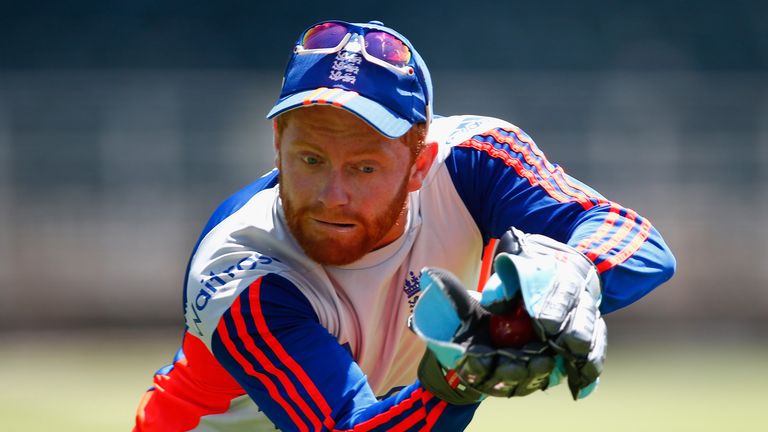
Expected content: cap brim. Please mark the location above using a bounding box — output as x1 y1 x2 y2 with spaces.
266 88 412 139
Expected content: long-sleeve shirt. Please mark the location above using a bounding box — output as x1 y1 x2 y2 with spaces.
134 115 675 431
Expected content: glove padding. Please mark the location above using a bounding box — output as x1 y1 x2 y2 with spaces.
416 349 485 405
481 228 607 399
411 268 555 402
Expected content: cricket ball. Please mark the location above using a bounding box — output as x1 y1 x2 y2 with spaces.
489 300 535 349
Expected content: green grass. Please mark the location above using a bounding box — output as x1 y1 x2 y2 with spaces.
0 330 177 432
468 343 767 431
0 331 765 431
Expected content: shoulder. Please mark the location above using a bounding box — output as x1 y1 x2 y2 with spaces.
422 115 531 182
185 241 302 341
428 115 517 148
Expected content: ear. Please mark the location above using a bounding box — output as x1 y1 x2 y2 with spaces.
406 141 438 192
273 119 282 168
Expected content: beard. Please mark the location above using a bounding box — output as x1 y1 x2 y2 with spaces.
280 175 410 266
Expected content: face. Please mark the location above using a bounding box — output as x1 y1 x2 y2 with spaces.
275 106 435 266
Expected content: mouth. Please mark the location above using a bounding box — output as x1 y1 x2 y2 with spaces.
310 218 357 232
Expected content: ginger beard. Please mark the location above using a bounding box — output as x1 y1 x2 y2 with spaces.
280 172 411 266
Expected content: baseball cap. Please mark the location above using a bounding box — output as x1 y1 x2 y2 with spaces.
266 20 433 138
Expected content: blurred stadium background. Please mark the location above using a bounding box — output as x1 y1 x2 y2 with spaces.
1 1 766 430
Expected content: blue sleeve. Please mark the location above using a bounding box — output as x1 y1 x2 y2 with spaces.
446 126 676 313
210 273 479 431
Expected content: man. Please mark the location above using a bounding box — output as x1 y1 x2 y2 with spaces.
134 20 675 431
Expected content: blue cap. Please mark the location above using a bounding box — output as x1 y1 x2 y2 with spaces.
266 20 433 138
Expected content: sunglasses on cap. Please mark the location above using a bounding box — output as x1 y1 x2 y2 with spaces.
294 21 415 76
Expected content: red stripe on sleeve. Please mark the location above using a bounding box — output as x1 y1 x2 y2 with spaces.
421 403 448 431
334 388 429 432
484 129 595 210
216 307 310 432
460 139 573 204
583 208 639 262
504 125 608 207
556 168 609 207
507 126 550 165
575 203 622 253
229 291 324 431
248 278 337 430
477 239 499 291
390 408 426 432
506 127 609 207
487 127 608 206
247 277 451 432
493 127 608 206
420 392 448 432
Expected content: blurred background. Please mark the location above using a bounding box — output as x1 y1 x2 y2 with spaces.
1 1 766 430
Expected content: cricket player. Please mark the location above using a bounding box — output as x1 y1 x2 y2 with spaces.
133 20 675 431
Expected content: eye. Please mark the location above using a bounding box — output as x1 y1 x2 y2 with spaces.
301 154 321 165
358 165 375 174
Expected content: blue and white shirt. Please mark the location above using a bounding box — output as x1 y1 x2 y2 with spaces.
134 115 675 432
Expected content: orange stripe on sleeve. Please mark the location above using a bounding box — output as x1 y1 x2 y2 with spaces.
498 125 549 167
512 126 609 207
575 203 622 253
492 127 611 208
554 166 609 207
484 129 595 210
595 217 652 272
583 209 638 262
460 139 573 204
488 128 609 206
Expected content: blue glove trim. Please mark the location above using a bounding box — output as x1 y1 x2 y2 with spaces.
577 378 599 399
411 271 466 368
494 253 557 318
479 273 518 308
548 355 567 388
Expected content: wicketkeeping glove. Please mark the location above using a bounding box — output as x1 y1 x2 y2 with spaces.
411 268 556 403
481 228 608 400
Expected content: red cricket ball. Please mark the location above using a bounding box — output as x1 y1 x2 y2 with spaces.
489 300 535 349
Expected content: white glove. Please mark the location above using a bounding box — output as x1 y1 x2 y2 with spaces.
480 228 607 399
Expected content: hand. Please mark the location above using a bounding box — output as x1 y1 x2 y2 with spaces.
481 228 607 400
411 268 556 403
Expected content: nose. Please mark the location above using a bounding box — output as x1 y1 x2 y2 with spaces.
317 169 350 208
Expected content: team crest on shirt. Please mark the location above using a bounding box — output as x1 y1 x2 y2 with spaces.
402 271 421 312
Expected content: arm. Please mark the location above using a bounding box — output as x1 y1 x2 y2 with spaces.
211 272 479 431
445 126 675 313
